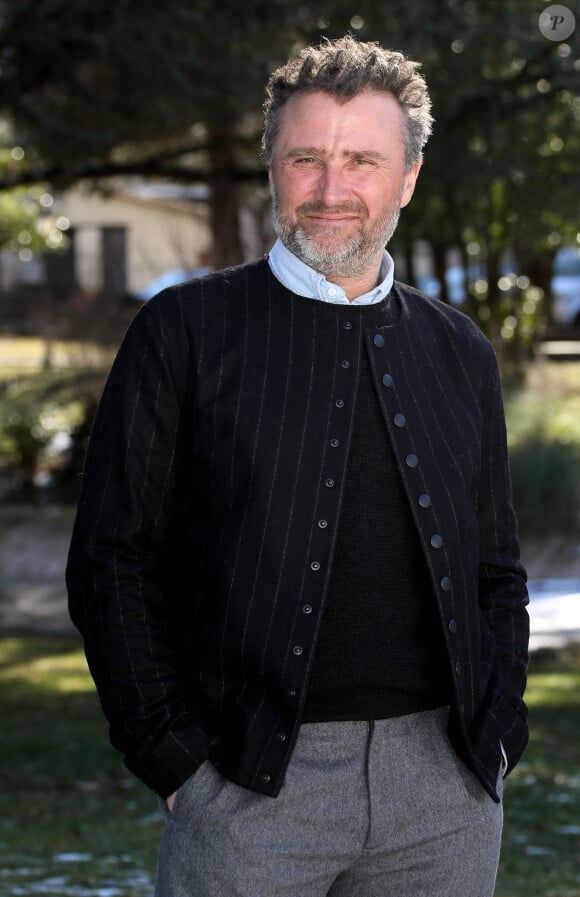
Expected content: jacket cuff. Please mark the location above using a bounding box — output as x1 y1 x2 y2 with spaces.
497 694 528 776
124 721 210 798
499 740 508 777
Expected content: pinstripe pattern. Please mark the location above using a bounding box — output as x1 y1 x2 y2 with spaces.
67 258 529 801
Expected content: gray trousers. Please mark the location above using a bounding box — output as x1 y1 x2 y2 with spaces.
155 707 503 896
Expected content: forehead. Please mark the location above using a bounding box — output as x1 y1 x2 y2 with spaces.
274 89 406 158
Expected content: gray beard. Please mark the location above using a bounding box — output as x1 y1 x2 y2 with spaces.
271 192 401 278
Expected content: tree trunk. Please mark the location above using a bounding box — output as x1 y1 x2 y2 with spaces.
458 243 474 317
207 130 243 269
432 244 449 304
402 240 416 287
484 244 504 360
519 249 557 326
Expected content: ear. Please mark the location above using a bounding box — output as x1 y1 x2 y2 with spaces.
268 168 275 195
399 162 421 209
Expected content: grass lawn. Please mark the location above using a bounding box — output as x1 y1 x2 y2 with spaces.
504 362 580 447
503 362 580 540
0 336 116 370
0 637 159 896
497 646 580 897
1 637 579 896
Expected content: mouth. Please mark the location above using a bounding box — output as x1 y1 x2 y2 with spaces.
296 202 366 227
303 213 360 226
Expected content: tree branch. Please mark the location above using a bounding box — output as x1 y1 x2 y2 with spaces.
0 158 267 192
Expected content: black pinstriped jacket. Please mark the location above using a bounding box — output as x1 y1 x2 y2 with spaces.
66 258 529 802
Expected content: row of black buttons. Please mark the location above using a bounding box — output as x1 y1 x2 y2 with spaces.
289 325 357 685
371 329 460 678
265 321 360 782
259 355 344 784
263 319 465 788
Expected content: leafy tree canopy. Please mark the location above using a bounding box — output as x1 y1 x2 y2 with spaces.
0 0 578 334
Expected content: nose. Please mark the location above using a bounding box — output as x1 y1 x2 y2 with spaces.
315 164 351 205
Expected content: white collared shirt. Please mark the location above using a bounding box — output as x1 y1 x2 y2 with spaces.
268 238 394 305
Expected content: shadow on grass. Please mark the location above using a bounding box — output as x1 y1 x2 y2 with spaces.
0 635 159 894
496 647 580 895
0 633 81 671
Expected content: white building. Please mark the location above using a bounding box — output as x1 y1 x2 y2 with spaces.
1 179 212 300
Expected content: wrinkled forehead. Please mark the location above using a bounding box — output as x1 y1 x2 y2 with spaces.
272 89 407 163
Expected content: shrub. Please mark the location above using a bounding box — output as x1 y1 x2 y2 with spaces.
509 432 580 538
0 369 105 502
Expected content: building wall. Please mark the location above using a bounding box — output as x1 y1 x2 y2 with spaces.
62 184 211 295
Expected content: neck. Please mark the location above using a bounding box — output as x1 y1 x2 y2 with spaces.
326 261 383 302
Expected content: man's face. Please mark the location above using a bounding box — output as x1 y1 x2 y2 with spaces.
269 89 420 279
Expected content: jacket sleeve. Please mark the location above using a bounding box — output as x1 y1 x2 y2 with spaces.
66 293 209 797
476 341 529 774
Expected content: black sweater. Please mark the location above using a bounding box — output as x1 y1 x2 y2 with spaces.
304 349 450 721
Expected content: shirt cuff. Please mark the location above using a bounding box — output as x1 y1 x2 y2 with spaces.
500 740 509 777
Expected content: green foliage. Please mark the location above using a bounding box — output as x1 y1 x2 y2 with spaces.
510 433 580 537
505 362 580 538
0 366 105 500
0 0 300 167
1 0 578 327
0 135 73 253
0 149 67 252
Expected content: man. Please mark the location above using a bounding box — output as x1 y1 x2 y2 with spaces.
67 36 529 897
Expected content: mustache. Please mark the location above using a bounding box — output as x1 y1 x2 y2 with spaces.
296 200 367 216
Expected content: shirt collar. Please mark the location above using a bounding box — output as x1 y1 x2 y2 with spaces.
267 238 394 305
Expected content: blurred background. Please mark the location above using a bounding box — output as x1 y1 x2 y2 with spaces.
1 1 580 895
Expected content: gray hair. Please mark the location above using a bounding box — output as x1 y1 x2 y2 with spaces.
263 36 433 172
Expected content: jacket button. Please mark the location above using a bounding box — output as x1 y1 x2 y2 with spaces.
340 360 351 369
310 561 320 571
405 453 418 468
261 773 271 784
276 731 287 741
318 519 328 529
303 604 313 614
330 438 340 448
430 534 443 549
343 321 352 330
325 478 335 488
448 619 457 634
440 576 451 592
382 373 394 388
394 413 406 427
335 399 345 408
373 333 385 348
418 493 432 509
455 661 461 676
293 645 303 656
285 689 296 698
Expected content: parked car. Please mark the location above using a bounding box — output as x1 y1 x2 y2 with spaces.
552 248 580 327
135 267 212 302
416 265 486 305
416 247 580 326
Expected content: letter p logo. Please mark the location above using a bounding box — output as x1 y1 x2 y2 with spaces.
538 5 576 40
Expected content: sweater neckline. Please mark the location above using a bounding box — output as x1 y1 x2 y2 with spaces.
264 258 405 329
